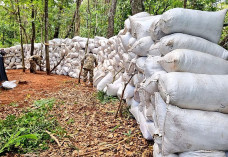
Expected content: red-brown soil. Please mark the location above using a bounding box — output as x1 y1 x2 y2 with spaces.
0 69 76 106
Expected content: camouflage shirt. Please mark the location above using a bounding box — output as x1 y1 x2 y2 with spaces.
81 53 98 70
29 55 42 66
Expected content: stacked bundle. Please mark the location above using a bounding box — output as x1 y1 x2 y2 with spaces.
3 36 107 79
149 8 228 156
94 8 228 156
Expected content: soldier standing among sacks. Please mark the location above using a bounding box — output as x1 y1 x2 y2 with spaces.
29 55 43 74
81 51 98 86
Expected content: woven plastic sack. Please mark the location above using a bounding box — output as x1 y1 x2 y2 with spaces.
179 151 226 157
97 72 114 91
159 33 228 59
158 49 228 75
162 105 228 155
130 16 155 39
144 56 164 79
149 15 166 41
159 8 227 43
128 36 154 56
158 72 228 113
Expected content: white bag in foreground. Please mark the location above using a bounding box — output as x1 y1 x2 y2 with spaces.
162 105 228 155
159 8 227 43
158 49 228 75
158 72 228 113
159 33 228 59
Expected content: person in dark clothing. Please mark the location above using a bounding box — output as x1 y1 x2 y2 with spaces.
0 49 8 82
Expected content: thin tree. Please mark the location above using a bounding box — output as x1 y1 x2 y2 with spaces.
45 0 50 75
31 0 35 56
107 0 117 38
130 0 144 15
53 4 63 38
15 0 25 72
74 0 82 36
184 0 187 8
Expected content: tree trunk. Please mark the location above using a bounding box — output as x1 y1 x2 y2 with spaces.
74 0 82 36
53 5 63 38
184 0 187 8
31 0 35 56
130 0 144 15
65 10 76 38
45 0 50 75
107 0 117 38
16 0 25 72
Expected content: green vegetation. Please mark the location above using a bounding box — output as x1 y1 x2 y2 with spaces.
96 91 118 104
0 98 65 155
0 0 227 48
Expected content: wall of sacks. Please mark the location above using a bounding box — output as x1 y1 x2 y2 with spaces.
93 8 228 157
3 36 108 78
3 8 228 157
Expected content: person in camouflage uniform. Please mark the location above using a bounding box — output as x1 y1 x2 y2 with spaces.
29 55 43 74
81 51 98 85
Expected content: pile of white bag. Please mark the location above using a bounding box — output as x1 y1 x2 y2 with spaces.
3 36 107 79
151 8 228 157
93 8 228 157
2 7 228 156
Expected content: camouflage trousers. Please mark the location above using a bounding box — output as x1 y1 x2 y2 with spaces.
83 68 93 83
30 61 37 74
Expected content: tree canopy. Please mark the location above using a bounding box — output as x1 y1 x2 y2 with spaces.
0 0 227 48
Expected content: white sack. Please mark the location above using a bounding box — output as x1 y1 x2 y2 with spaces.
158 49 228 75
159 8 227 43
106 76 123 96
136 57 147 73
2 80 17 89
158 72 228 113
148 42 161 56
159 33 228 59
130 16 155 39
149 15 166 41
179 150 226 157
144 56 164 78
119 32 132 51
123 84 135 99
124 12 151 32
128 36 154 56
138 110 153 140
97 72 113 91
162 105 228 155
154 92 167 135
129 99 140 122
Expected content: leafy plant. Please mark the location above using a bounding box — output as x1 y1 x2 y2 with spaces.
96 91 118 104
0 98 65 155
123 130 132 137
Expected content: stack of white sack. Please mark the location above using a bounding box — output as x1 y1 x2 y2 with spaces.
154 73 228 156
148 8 228 157
3 36 107 79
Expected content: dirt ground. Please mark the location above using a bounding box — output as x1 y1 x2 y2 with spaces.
0 69 76 106
0 70 153 157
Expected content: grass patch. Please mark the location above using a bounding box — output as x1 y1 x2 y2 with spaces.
0 98 65 155
96 91 118 104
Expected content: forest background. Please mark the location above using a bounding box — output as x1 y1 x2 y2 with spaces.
0 0 227 49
